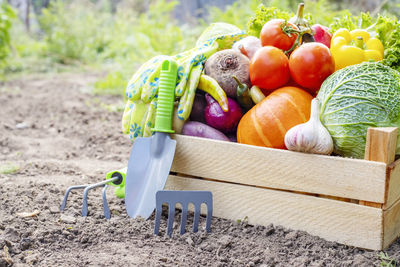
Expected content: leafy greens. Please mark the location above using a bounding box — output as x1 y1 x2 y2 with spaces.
246 4 291 37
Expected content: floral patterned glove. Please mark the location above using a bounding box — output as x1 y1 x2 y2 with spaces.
122 23 246 141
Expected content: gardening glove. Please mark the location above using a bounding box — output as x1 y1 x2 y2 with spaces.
122 23 246 141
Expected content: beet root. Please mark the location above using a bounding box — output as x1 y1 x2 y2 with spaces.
204 49 251 98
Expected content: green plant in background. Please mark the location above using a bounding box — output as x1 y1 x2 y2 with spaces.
4 0 400 96
94 71 126 95
207 0 261 29
38 0 113 64
94 0 201 95
0 2 15 73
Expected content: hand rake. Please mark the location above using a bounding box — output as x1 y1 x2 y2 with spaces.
60 168 126 219
154 190 213 236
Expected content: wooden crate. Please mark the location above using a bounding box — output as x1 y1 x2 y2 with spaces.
164 127 400 250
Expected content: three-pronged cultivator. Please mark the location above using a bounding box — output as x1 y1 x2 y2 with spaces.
60 168 126 219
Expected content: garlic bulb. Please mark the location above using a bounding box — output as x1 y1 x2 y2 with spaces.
284 98 333 155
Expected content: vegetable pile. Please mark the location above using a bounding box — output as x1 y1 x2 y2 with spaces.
122 3 400 159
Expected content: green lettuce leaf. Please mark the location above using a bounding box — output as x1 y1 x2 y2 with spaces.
246 4 291 37
329 12 373 33
370 15 400 72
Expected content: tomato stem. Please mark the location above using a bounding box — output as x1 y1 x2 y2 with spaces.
280 21 312 55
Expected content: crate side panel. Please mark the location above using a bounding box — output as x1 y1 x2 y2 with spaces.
383 197 400 249
171 135 386 203
165 175 383 250
385 159 400 209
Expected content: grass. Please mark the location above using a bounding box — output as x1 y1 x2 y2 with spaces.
0 162 20 174
379 252 398 267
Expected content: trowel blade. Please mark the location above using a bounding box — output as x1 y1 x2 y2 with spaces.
125 132 176 219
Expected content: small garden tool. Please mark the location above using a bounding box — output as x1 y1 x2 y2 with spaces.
124 58 178 220
60 168 126 219
154 190 213 236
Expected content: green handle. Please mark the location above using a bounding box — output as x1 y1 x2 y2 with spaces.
106 167 127 199
152 59 178 133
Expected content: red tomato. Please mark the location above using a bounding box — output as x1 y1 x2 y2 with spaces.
249 46 290 91
260 19 299 51
289 42 335 93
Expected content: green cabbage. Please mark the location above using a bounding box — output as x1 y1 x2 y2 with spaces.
317 62 400 158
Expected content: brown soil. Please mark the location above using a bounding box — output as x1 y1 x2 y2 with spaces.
1 72 400 267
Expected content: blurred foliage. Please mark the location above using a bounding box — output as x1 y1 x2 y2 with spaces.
206 0 260 29
0 2 16 75
93 0 201 95
4 0 400 94
38 1 113 64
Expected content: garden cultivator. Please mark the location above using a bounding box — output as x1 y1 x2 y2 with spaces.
60 168 126 219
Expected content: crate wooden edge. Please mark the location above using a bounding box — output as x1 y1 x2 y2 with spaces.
383 196 400 249
385 159 400 209
366 127 400 209
171 134 387 203
165 174 384 250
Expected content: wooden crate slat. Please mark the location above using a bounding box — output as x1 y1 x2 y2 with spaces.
171 135 387 203
385 159 400 209
165 175 383 250
383 196 400 249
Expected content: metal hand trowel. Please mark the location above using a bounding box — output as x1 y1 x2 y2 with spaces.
125 58 178 219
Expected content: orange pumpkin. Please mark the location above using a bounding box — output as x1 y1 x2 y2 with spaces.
237 86 313 149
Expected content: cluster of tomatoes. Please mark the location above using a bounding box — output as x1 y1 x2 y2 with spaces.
249 19 335 95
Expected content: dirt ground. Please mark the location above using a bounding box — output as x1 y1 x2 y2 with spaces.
1 72 400 267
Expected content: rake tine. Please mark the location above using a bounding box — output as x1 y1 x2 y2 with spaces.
205 193 213 233
180 203 188 235
102 176 120 219
193 203 200 233
166 203 176 237
154 190 213 236
154 192 164 235
82 179 114 216
154 200 163 235
60 184 89 211
102 184 111 219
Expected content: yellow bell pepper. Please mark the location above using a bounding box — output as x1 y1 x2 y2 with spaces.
330 28 384 71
